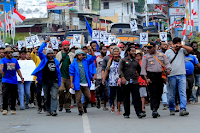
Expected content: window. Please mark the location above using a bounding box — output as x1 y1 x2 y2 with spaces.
104 2 109 9
0 4 4 12
127 3 129 14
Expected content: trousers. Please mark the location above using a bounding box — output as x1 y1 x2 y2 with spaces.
2 83 18 110
147 72 163 110
59 78 71 110
75 86 91 112
122 83 142 116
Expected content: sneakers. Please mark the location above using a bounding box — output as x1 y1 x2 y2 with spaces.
25 104 29 109
83 106 87 113
66 109 71 113
170 110 175 115
2 110 8 115
78 111 83 116
91 103 96 107
30 103 35 108
38 108 42 114
152 111 159 118
52 111 58 116
20 107 25 110
103 107 109 111
11 110 16 115
137 113 146 118
163 106 168 110
180 109 189 116
123 114 130 119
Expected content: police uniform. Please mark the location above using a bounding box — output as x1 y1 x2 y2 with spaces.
140 42 171 117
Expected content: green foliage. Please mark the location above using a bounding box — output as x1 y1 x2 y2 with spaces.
135 0 145 13
190 33 200 43
3 32 39 45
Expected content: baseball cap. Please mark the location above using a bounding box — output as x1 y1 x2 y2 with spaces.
147 42 156 49
12 52 19 57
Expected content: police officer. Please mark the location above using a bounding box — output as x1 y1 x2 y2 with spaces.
140 42 171 118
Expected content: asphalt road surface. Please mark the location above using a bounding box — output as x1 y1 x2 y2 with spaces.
1 103 200 133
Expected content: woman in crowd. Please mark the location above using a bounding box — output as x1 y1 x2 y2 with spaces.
102 46 122 115
18 50 31 110
135 50 147 113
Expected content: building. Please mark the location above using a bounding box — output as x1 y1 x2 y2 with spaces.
100 0 138 23
0 0 16 12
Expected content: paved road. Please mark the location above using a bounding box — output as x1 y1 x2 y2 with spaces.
1 103 200 133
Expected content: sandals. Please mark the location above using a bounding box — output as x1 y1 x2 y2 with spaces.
110 106 115 113
117 111 122 115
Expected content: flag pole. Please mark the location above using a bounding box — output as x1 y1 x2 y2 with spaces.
5 11 7 38
9 5 11 39
3 24 4 42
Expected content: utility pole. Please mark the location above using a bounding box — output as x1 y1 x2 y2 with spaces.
145 0 149 27
122 2 123 22
198 0 200 32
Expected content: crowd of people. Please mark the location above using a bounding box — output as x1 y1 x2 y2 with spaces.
0 36 199 119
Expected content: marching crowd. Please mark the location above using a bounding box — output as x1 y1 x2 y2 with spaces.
0 36 200 119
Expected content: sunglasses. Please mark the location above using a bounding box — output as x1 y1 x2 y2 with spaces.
7 51 13 54
144 50 148 51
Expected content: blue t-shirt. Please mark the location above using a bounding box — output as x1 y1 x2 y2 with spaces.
185 54 199 75
0 57 20 84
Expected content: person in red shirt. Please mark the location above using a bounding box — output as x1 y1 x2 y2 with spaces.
135 50 147 113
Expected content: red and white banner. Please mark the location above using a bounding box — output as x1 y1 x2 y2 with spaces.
13 8 26 22
154 5 162 12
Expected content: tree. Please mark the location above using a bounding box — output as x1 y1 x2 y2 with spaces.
135 0 145 13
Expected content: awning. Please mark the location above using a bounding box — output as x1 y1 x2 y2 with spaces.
37 32 65 36
15 24 35 28
99 19 112 24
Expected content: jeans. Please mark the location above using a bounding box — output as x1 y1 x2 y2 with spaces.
105 79 112 107
162 84 168 105
191 74 200 102
81 93 85 104
18 81 31 107
43 82 59 113
167 75 187 111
